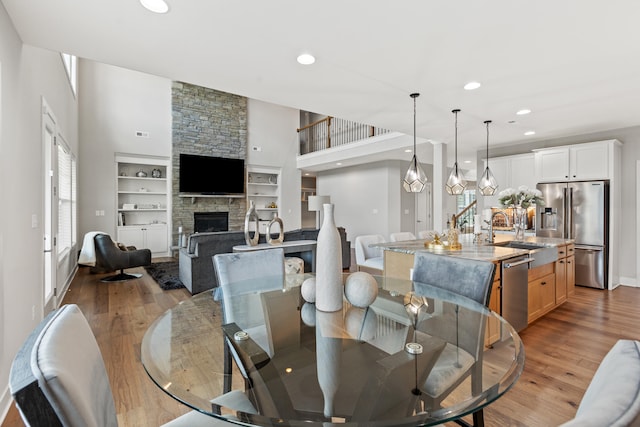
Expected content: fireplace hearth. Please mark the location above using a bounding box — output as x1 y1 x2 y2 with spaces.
194 212 229 233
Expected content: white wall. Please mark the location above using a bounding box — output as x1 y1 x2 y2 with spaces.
0 3 79 417
247 99 301 231
78 61 172 239
317 161 399 242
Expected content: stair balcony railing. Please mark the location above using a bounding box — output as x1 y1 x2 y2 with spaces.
297 116 390 155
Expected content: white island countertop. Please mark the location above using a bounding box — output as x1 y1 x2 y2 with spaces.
372 234 573 263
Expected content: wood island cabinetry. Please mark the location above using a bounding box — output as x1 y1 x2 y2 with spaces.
485 262 502 347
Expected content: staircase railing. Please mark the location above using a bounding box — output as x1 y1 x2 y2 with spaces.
297 116 390 155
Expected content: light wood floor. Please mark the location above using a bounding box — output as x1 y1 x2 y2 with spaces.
3 259 640 426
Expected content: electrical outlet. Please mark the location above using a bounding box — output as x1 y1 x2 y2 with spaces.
135 131 150 138
251 146 262 152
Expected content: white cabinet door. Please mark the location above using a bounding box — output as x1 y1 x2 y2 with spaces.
570 144 608 180
145 224 169 253
510 154 536 190
483 157 510 208
535 142 612 182
118 224 168 254
535 148 569 182
118 226 145 249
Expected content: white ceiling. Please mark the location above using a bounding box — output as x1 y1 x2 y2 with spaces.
4 0 640 171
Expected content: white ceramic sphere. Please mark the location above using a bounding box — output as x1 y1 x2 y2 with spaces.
344 272 378 308
301 277 317 303
344 307 377 341
301 302 316 326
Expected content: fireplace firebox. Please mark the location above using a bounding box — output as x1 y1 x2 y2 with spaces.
194 212 229 233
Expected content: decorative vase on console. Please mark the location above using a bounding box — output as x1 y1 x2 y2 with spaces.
498 186 544 241
244 200 260 246
315 203 343 312
513 207 527 241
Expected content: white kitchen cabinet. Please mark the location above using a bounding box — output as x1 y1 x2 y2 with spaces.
115 153 171 256
534 140 617 182
483 153 535 207
118 224 168 254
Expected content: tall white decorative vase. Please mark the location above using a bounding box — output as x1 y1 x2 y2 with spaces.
315 204 343 312
316 310 342 418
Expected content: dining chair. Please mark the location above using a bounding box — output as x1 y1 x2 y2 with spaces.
212 248 286 390
354 234 386 274
9 303 241 426
559 339 640 427
411 252 496 427
417 230 437 240
389 232 416 242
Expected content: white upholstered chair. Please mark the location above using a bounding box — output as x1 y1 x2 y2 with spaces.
559 339 640 427
417 230 437 240
389 231 416 242
354 234 386 274
412 252 496 427
9 304 238 427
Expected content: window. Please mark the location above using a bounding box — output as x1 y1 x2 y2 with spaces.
57 139 77 259
61 53 77 96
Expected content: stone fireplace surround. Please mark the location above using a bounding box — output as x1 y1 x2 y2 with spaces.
171 81 248 237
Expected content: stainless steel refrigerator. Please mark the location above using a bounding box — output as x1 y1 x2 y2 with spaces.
536 180 609 289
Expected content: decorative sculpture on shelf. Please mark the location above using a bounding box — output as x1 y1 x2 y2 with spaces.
243 200 259 246
448 214 462 250
266 213 284 245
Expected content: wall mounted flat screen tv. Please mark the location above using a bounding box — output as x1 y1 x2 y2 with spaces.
179 153 245 195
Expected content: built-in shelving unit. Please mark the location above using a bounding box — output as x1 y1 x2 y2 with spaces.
247 165 281 234
116 153 170 255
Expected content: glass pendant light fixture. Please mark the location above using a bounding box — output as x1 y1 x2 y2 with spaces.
445 109 467 195
478 120 499 196
403 93 427 193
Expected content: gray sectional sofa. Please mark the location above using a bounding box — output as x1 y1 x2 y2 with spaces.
178 228 350 294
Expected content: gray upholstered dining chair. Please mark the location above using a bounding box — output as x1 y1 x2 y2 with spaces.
559 339 640 427
9 303 241 426
212 248 286 390
412 252 496 427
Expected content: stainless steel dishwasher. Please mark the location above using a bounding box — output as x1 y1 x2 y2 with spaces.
501 255 533 332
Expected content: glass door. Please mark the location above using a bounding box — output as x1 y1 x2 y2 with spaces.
42 101 57 313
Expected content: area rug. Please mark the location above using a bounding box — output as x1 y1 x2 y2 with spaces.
144 261 185 290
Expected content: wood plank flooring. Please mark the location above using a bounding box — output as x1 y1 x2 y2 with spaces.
3 259 640 426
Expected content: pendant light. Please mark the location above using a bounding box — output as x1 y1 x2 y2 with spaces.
445 109 467 195
403 93 427 193
478 120 499 196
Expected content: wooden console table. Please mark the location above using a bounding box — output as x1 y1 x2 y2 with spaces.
232 239 317 272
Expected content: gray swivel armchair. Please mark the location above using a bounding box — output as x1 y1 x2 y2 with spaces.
93 234 152 282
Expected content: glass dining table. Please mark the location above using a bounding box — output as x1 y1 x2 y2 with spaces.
141 274 524 427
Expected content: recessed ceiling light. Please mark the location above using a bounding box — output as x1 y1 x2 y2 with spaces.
463 160 472 164
524 130 536 136
516 109 532 115
404 149 412 153
336 162 342 166
463 81 481 90
297 53 316 65
140 0 169 13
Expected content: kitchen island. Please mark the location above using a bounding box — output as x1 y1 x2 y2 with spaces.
373 234 574 339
